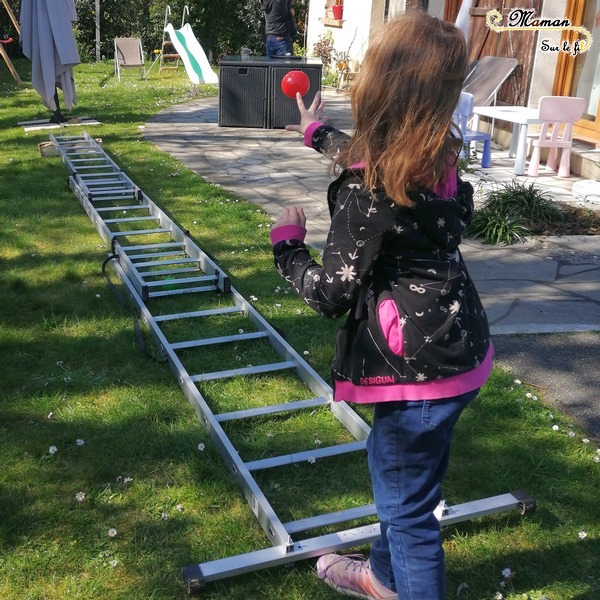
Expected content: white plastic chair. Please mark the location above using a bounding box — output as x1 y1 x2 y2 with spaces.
454 91 492 168
527 96 586 177
114 38 146 81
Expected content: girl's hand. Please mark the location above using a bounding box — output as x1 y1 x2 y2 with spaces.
273 206 306 229
285 91 325 135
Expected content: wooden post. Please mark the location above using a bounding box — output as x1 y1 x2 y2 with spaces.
1 0 22 84
95 0 100 61
1 0 20 34
0 42 22 85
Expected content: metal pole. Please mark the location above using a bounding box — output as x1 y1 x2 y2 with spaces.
95 0 100 61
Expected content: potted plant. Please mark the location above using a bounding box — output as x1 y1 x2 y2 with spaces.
332 0 343 20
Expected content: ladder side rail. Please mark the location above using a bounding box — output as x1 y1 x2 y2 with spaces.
137 190 231 294
183 523 382 590
108 257 295 551
53 133 127 178
66 175 160 305
183 491 531 590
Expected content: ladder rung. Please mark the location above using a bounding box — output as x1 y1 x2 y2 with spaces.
216 396 329 423
123 242 183 252
128 250 186 260
170 331 268 351
91 196 138 203
86 178 127 185
284 504 377 535
146 275 215 288
149 285 218 298
135 257 196 268
191 361 296 382
244 441 366 472
66 149 97 156
90 189 136 197
73 165 115 171
154 306 243 322
79 172 122 178
104 216 156 224
142 266 198 277
71 158 109 163
67 151 102 157
87 182 127 189
111 228 170 237
95 205 147 212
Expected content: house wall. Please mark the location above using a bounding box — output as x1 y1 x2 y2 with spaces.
304 0 446 66
306 0 375 67
527 0 564 107
305 0 567 109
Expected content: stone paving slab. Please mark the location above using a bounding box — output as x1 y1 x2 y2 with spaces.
144 92 600 336
143 90 600 440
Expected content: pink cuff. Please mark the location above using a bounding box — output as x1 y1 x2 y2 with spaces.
270 224 307 245
303 121 324 148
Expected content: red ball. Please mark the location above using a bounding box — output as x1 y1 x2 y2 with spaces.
281 70 310 98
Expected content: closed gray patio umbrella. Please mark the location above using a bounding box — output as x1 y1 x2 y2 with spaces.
20 0 80 121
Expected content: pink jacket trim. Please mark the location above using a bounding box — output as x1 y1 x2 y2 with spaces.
304 121 324 147
270 224 307 245
431 162 458 198
334 344 494 403
377 298 404 356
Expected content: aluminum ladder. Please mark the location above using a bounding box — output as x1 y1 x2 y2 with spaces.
49 131 536 593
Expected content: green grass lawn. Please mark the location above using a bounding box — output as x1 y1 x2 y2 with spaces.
1 59 599 599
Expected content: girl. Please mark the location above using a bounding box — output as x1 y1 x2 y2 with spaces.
269 11 493 600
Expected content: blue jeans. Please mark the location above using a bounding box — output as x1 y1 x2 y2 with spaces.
367 390 479 599
266 34 293 58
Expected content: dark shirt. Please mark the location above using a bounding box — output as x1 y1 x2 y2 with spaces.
260 0 293 37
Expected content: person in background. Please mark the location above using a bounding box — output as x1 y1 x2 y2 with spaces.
260 0 295 57
269 11 493 600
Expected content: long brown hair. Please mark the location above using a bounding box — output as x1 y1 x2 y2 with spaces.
337 11 467 206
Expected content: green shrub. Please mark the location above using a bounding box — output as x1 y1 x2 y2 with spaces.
468 207 530 245
467 181 565 245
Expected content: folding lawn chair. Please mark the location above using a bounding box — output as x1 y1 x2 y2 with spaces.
114 37 146 81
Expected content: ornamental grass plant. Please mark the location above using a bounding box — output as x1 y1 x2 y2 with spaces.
1 60 599 599
467 181 566 245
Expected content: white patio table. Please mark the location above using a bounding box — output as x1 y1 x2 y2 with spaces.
472 105 543 176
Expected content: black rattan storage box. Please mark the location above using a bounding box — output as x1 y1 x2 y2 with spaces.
218 56 322 129
269 61 322 129
218 59 270 128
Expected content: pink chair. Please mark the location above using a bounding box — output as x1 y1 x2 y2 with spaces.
527 96 586 177
453 91 492 168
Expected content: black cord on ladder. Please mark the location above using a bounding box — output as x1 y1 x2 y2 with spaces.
101 254 168 363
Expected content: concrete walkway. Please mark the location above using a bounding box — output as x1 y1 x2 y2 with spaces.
144 91 600 440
